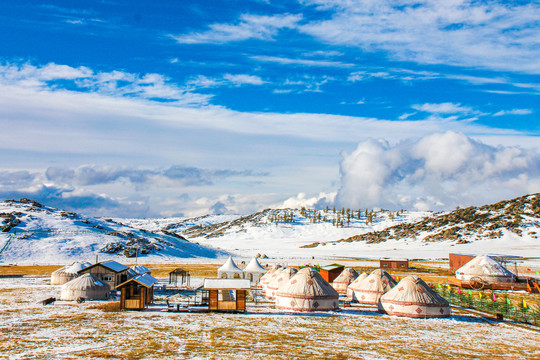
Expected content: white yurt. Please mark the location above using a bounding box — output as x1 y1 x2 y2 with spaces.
260 265 282 288
455 255 515 284
50 262 90 285
262 266 284 291
347 272 369 299
61 273 111 301
217 257 243 279
131 264 151 275
243 257 266 283
266 267 298 299
350 269 396 305
378 275 451 318
332 268 359 292
275 268 339 311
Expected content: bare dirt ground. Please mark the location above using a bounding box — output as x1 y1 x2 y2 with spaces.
1 275 539 360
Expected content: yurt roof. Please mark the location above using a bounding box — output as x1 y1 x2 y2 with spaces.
352 269 396 292
277 268 338 298
261 265 282 280
218 257 242 273
243 257 266 273
380 275 449 306
52 265 69 274
131 264 151 274
456 255 514 277
333 268 359 283
64 262 88 274
348 272 369 289
62 273 110 291
268 267 298 288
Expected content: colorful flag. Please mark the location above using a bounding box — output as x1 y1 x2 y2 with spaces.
506 298 511 305
523 299 527 308
437 284 442 289
457 288 461 294
447 285 451 290
468 290 472 296
492 294 497 301
527 268 531 271
478 292 482 299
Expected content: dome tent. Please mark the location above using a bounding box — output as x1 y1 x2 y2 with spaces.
266 267 298 299
275 268 339 311
217 257 243 279
378 275 451 318
50 262 91 285
61 273 111 301
350 269 396 304
455 255 515 284
347 272 369 299
332 268 359 292
243 257 266 283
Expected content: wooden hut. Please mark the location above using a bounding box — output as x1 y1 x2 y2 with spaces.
319 264 344 283
77 260 130 289
379 259 409 269
116 273 158 310
449 253 475 273
203 279 251 312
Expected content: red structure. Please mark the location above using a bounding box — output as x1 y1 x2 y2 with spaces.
379 259 409 269
448 253 475 273
319 264 345 283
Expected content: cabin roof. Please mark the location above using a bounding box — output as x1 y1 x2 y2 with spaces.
78 260 129 274
116 273 158 289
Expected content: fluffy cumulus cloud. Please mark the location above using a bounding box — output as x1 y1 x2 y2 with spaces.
300 0 540 73
335 131 540 211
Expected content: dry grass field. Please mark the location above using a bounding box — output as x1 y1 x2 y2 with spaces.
1 276 539 359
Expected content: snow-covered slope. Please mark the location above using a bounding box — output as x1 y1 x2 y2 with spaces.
0 199 229 264
124 195 540 260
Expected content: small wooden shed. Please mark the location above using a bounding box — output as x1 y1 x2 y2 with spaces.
203 278 251 312
448 253 475 273
379 259 409 269
319 264 344 283
116 273 158 310
169 268 190 287
77 260 130 289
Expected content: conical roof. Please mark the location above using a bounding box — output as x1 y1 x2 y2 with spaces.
260 264 282 283
131 264 151 275
349 269 396 304
243 257 266 273
333 268 358 284
62 273 110 291
266 267 298 299
456 255 514 278
379 276 450 318
277 268 339 299
348 272 369 291
218 257 242 273
65 262 88 274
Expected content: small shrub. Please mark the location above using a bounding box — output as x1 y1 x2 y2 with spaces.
88 302 122 312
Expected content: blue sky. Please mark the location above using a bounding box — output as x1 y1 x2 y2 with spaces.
0 0 539 217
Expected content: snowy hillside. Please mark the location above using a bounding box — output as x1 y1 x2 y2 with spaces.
123 194 540 260
0 199 229 264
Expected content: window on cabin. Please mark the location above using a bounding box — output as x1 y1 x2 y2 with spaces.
102 276 113 281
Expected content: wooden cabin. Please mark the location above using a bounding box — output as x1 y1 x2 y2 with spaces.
116 273 158 310
203 279 251 312
319 264 344 283
379 259 409 269
77 260 130 289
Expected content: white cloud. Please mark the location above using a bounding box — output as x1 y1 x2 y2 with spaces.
300 1 540 73
335 131 540 211
412 102 473 114
187 73 265 89
278 192 336 209
170 13 302 44
251 55 353 68
493 109 533 116
222 74 265 86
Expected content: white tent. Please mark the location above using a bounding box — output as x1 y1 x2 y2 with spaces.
217 257 243 279
332 268 359 292
61 273 111 301
266 267 298 299
275 268 339 311
378 275 451 318
131 264 151 275
350 269 396 305
347 272 368 299
50 262 91 285
261 266 284 291
455 255 515 284
243 257 266 283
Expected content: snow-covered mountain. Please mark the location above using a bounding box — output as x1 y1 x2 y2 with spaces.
0 199 229 264
122 194 540 260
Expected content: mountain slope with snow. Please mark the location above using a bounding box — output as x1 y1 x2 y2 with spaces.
0 199 229 264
